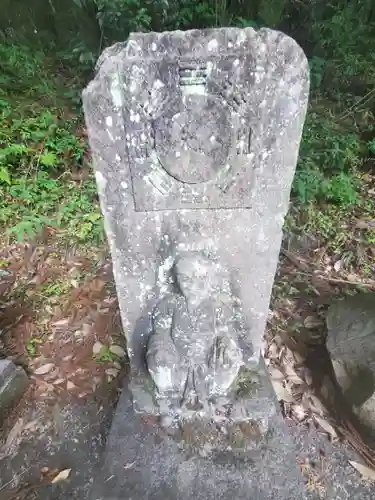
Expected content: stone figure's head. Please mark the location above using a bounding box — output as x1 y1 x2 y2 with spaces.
173 253 222 304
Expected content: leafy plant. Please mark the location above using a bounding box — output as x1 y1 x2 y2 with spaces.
93 345 118 363
293 111 364 206
27 338 43 357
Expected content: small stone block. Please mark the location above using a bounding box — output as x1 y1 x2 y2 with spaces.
0 359 28 422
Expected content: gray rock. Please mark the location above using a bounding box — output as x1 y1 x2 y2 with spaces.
327 293 375 368
327 293 375 415
0 359 28 422
327 294 375 370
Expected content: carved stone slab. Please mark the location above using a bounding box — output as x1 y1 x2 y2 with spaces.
83 28 309 420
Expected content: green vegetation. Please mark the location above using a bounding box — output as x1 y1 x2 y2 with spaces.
0 0 374 256
0 45 103 244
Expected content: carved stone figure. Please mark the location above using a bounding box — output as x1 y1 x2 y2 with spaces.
146 253 243 406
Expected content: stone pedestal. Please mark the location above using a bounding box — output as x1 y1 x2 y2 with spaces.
91 362 312 500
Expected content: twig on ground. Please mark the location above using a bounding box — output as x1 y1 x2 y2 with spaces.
280 248 311 272
317 275 375 290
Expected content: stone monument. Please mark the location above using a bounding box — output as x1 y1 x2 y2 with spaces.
84 27 310 499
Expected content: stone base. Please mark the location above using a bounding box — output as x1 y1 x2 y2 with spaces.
91 385 312 500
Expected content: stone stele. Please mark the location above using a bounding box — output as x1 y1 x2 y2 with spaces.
84 27 310 500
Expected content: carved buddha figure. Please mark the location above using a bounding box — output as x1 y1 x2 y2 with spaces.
146 253 243 405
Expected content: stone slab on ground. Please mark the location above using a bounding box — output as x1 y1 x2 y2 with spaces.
91 366 315 500
0 359 28 423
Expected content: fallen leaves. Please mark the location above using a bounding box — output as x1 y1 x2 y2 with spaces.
349 461 375 481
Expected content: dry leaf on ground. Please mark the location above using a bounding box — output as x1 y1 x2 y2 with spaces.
109 344 126 358
349 461 375 481
271 380 294 403
314 416 338 439
34 363 54 375
51 468 72 484
304 316 323 329
92 341 103 355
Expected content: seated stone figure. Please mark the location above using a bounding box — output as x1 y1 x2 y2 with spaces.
146 253 243 407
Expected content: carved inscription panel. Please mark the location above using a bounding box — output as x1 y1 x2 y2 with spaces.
123 55 259 211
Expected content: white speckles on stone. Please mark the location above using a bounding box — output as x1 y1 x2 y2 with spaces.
105 116 113 127
148 366 173 393
207 39 218 51
153 79 164 90
228 42 233 48
111 74 123 108
233 59 240 67
115 154 121 161
120 181 128 189
176 151 181 158
210 135 216 143
255 71 263 84
129 80 137 93
236 31 247 45
130 112 140 123
237 139 245 152
141 133 147 141
157 255 174 294
95 171 107 190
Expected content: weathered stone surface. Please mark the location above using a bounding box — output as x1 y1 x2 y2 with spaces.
84 27 310 499
327 293 375 371
0 359 28 422
327 293 375 425
83 27 309 420
91 370 314 500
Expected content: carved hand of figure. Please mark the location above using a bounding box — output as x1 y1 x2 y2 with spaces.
207 336 243 395
146 308 188 397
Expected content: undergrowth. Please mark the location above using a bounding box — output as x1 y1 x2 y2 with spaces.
0 45 103 245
